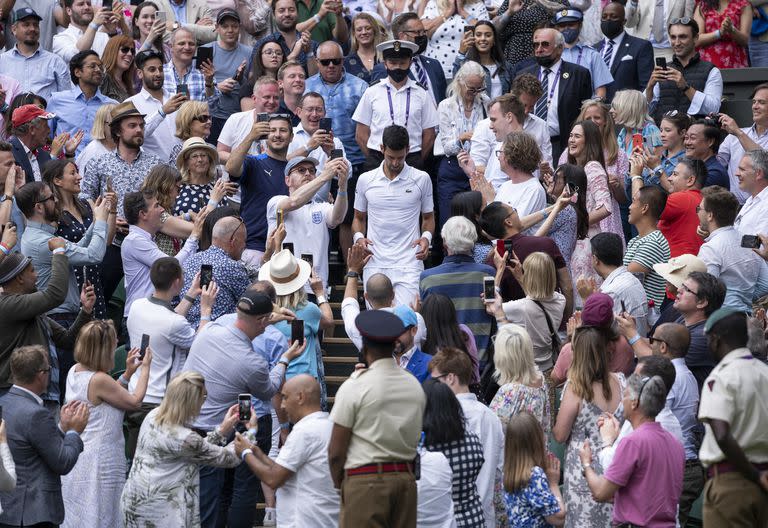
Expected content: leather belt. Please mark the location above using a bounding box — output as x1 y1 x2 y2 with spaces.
346 462 414 476
706 460 768 479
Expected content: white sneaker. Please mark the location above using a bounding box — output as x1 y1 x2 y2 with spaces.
262 507 276 527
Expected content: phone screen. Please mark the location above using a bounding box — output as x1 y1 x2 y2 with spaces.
741 235 761 249
103 0 113 10
257 112 270 122
464 25 475 33
620 300 626 313
177 84 189 97
483 277 495 301
300 253 314 269
277 208 284 226
330 148 343 160
632 133 643 152
655 57 667 69
291 319 305 345
140 334 150 360
283 242 294 254
238 394 251 421
196 47 213 66
200 264 213 288
319 118 332 131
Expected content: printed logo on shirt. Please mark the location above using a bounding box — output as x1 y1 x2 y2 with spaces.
405 188 413 193
312 211 323 224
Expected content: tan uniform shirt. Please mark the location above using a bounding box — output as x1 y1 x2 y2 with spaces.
698 347 768 467
330 357 426 469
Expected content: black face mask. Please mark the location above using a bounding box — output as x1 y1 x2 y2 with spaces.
414 35 428 54
535 55 556 68
601 19 623 39
387 68 410 83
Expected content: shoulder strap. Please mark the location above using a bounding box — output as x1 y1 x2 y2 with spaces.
531 299 556 337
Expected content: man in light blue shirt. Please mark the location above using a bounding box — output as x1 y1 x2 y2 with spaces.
0 8 71 101
554 8 613 99
47 50 118 157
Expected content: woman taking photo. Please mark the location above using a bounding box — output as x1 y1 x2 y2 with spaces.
421 293 480 385
612 90 663 158
76 104 117 171
61 320 151 528
453 21 510 98
422 0 489 80
120 372 244 527
344 13 385 83
488 324 551 435
169 101 212 165
694 0 752 69
101 35 137 102
435 61 489 228
643 111 691 191
450 191 493 264
240 41 285 111
422 378 485 528
43 160 117 320
132 1 171 61
553 326 625 527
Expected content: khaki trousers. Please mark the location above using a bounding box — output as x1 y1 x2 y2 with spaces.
703 471 768 527
340 471 417 528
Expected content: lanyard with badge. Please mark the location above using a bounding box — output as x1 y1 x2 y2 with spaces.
385 85 411 127
541 65 562 107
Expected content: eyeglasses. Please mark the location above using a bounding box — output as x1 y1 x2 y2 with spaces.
648 335 668 345
38 366 51 373
35 194 55 204
269 113 292 121
670 17 694 25
83 63 105 72
679 283 699 297
290 166 317 176
466 85 486 94
401 29 427 37
533 41 553 48
119 46 136 55
495 149 502 159
193 114 211 123
262 49 283 56
636 376 651 401
318 58 342 66
230 217 244 244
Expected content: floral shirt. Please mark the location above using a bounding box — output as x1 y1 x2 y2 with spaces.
490 381 551 439
80 149 163 218
504 466 561 528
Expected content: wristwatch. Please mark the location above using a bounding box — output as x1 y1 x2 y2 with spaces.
346 271 360 279
0 194 11 203
581 463 591 475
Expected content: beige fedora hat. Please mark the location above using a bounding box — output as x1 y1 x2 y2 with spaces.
258 249 312 296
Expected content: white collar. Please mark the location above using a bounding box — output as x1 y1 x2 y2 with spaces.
541 59 563 74
606 31 625 45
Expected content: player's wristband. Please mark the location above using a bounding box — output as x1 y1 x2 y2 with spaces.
353 232 365 243
421 231 433 244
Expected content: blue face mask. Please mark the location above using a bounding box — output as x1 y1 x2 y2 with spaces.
561 27 580 45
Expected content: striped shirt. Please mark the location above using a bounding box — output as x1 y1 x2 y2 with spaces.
623 230 670 306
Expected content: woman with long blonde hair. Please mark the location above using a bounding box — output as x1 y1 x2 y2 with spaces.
120 371 243 527
344 13 385 83
553 325 625 527
61 320 151 528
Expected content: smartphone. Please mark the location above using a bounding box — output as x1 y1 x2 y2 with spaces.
291 319 305 345
200 264 213 288
632 133 643 152
177 84 189 97
496 239 506 258
330 148 343 160
741 234 761 249
464 25 475 33
238 394 251 421
277 208 284 226
300 253 314 269
102 0 113 10
620 299 626 314
139 333 150 360
483 276 495 302
257 112 270 122
82 266 88 286
155 10 167 24
631 271 646 284
282 241 294 254
655 57 667 70
106 176 114 194
319 117 332 132
196 46 213 67
233 62 246 83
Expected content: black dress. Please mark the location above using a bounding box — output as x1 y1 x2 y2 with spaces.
497 0 565 68
56 201 108 319
344 52 377 84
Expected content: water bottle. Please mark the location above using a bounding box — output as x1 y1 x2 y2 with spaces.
647 299 659 327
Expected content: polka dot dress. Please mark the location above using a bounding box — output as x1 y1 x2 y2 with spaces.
497 0 566 68
423 0 489 80
172 183 216 217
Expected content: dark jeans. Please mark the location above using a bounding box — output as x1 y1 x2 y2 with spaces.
199 414 272 528
124 402 159 460
679 459 705 527
101 243 124 307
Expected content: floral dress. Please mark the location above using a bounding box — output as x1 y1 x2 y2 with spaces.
426 431 486 527
490 381 551 439
504 466 562 528
696 0 750 69
562 373 626 528
120 408 240 528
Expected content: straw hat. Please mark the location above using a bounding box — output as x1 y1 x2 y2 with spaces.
176 137 219 170
258 249 312 296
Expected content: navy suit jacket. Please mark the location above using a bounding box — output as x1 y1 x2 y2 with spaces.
594 33 654 102
405 348 433 383
370 55 447 103
517 61 593 153
0 387 83 526
9 136 53 184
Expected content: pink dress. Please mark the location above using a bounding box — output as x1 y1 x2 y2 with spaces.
696 0 750 69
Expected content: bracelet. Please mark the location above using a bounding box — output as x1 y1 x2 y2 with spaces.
631 175 644 182
52 247 66 255
0 243 10 255
316 295 328 305
421 231 433 244
628 334 641 346
200 315 211 321
207 198 219 207
280 422 291 430
714 29 721 39
88 22 101 30
183 294 197 304
241 448 253 461
540 208 548 220
118 374 129 387
278 360 290 368
337 191 347 197
313 14 321 24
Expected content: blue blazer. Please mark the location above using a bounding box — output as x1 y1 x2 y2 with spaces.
406 348 433 383
370 55 448 103
594 33 654 102
9 136 52 184
0 387 83 526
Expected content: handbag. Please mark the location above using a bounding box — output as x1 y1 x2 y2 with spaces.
532 299 561 364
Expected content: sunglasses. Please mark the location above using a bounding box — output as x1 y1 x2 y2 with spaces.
648 335 667 345
318 58 342 66
230 218 244 244
36 194 55 204
120 46 136 55
193 115 211 123
670 17 694 25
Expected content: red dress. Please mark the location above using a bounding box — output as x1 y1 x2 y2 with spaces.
696 0 750 69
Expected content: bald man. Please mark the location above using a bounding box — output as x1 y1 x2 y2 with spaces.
235 374 339 527
181 215 250 326
650 323 703 526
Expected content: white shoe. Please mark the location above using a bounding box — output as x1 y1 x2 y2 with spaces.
262 508 276 527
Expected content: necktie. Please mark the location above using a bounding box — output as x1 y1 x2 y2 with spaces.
652 0 665 42
413 57 429 88
534 69 550 120
603 39 614 68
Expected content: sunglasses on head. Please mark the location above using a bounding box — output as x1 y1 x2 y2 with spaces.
120 46 136 55
319 58 342 66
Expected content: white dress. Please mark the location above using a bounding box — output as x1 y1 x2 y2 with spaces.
61 367 126 528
